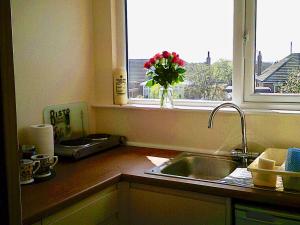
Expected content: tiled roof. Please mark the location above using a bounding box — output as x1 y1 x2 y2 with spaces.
255 62 272 75
256 53 300 83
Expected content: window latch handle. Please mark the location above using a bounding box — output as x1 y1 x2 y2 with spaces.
243 32 249 44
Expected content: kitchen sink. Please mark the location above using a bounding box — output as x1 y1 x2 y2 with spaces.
147 152 252 185
161 154 238 180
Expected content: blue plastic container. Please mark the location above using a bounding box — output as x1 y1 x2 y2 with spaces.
285 147 300 172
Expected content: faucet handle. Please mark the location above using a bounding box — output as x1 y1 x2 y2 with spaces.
231 149 260 160
247 151 260 159
231 149 247 160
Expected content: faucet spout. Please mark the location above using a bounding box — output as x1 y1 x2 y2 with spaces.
208 103 248 155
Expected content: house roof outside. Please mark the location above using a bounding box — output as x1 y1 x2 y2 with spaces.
256 53 300 83
255 62 272 75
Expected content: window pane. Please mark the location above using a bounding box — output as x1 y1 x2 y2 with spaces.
255 0 300 94
127 0 233 101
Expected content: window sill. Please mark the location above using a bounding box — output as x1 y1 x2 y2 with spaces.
92 103 300 116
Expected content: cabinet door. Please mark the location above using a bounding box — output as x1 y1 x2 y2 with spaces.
43 185 118 225
128 183 231 225
98 215 119 225
32 221 41 225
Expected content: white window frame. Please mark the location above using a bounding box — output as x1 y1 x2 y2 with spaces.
243 0 300 106
126 0 300 110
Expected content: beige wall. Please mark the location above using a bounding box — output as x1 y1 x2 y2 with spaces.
12 0 95 143
92 0 127 105
92 0 114 105
95 108 300 153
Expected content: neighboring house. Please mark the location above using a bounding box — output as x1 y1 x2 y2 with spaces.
256 53 300 93
128 59 147 98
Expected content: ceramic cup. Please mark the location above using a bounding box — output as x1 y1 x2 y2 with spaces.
21 145 36 159
31 154 58 178
19 159 40 185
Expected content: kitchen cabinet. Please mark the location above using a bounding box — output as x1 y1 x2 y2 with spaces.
126 183 231 225
42 185 118 225
32 182 230 225
32 222 41 225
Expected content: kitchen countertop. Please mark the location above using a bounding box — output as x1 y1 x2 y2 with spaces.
21 146 300 225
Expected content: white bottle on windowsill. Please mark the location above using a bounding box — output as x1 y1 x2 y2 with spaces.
113 68 128 105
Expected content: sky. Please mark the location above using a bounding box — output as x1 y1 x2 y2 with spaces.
256 0 300 62
127 0 300 63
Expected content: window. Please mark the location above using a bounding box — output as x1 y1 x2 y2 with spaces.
244 0 300 104
126 0 233 102
125 0 300 107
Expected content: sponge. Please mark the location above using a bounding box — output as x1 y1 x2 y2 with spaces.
258 157 275 170
252 157 277 187
285 148 300 172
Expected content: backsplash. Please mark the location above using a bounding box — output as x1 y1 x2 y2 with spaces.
95 107 300 153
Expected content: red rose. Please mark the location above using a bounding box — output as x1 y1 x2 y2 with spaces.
154 53 162 60
178 59 185 67
162 51 171 58
144 61 151 69
172 52 179 58
150 57 156 64
172 56 180 64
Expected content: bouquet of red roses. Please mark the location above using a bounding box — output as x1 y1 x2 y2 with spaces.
144 51 186 89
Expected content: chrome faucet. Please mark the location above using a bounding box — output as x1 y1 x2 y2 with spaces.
208 103 248 165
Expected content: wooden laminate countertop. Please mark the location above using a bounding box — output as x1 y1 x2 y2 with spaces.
21 146 300 225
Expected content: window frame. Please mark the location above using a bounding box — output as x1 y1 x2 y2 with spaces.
125 0 300 109
243 0 300 105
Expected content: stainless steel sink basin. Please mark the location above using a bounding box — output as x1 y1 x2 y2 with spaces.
162 155 238 180
148 152 239 182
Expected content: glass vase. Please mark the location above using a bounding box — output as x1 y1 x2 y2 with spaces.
159 86 174 108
